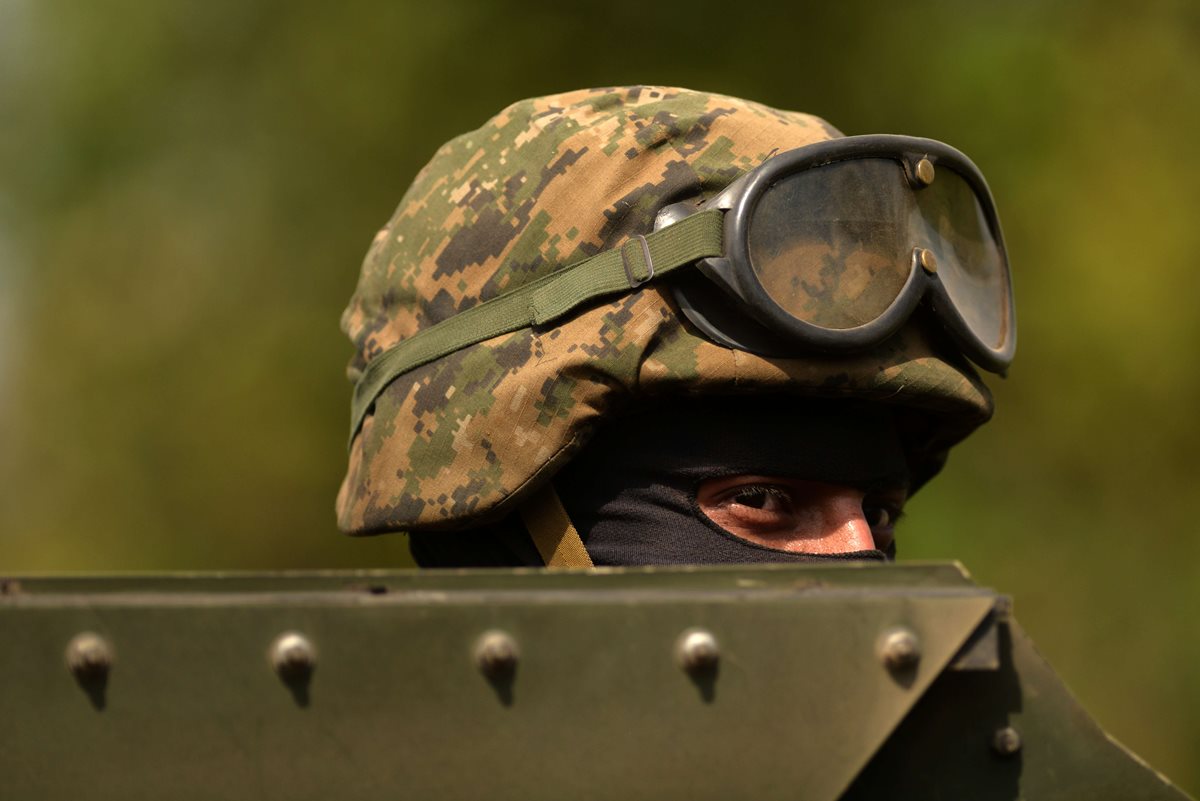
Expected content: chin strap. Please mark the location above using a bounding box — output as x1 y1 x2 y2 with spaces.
519 484 594 568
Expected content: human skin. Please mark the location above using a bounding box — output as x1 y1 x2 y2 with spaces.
695 475 907 554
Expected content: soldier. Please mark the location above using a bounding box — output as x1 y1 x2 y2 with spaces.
11 89 1195 798
338 86 1012 569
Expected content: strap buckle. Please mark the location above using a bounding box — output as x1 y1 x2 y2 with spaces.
621 235 655 287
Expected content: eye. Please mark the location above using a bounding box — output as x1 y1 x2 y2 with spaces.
704 481 801 535
862 497 905 548
728 484 792 513
864 505 891 529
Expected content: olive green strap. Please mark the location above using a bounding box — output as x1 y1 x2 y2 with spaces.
519 484 594 569
349 209 723 441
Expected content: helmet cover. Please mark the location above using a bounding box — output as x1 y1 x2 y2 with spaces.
338 86 993 536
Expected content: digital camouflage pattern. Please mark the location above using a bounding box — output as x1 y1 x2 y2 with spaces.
338 87 993 536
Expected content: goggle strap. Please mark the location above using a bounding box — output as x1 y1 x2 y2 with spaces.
349 209 723 443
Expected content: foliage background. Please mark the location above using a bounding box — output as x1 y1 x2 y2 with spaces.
1 0 1197 792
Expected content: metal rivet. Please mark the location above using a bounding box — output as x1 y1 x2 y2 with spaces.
915 247 938 274
879 626 921 672
676 628 720 673
992 726 1022 757
65 632 114 679
475 630 519 678
914 157 936 187
270 632 317 680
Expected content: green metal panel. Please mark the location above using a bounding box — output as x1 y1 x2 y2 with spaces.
0 564 1189 800
846 618 1188 800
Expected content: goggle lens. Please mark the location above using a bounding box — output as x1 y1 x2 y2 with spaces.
748 159 912 330
914 170 1009 349
746 157 1008 350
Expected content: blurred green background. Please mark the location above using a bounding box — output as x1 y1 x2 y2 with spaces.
1 0 1197 792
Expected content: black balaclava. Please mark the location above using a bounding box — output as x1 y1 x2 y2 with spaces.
554 397 907 565
411 397 913 567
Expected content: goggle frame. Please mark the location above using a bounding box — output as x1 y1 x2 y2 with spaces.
655 135 1016 374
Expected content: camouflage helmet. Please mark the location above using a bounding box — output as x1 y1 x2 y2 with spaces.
338 86 993 537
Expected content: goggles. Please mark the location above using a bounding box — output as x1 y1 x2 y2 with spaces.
350 135 1014 441
658 135 1014 374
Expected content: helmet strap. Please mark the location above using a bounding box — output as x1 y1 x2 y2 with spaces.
519 484 594 569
